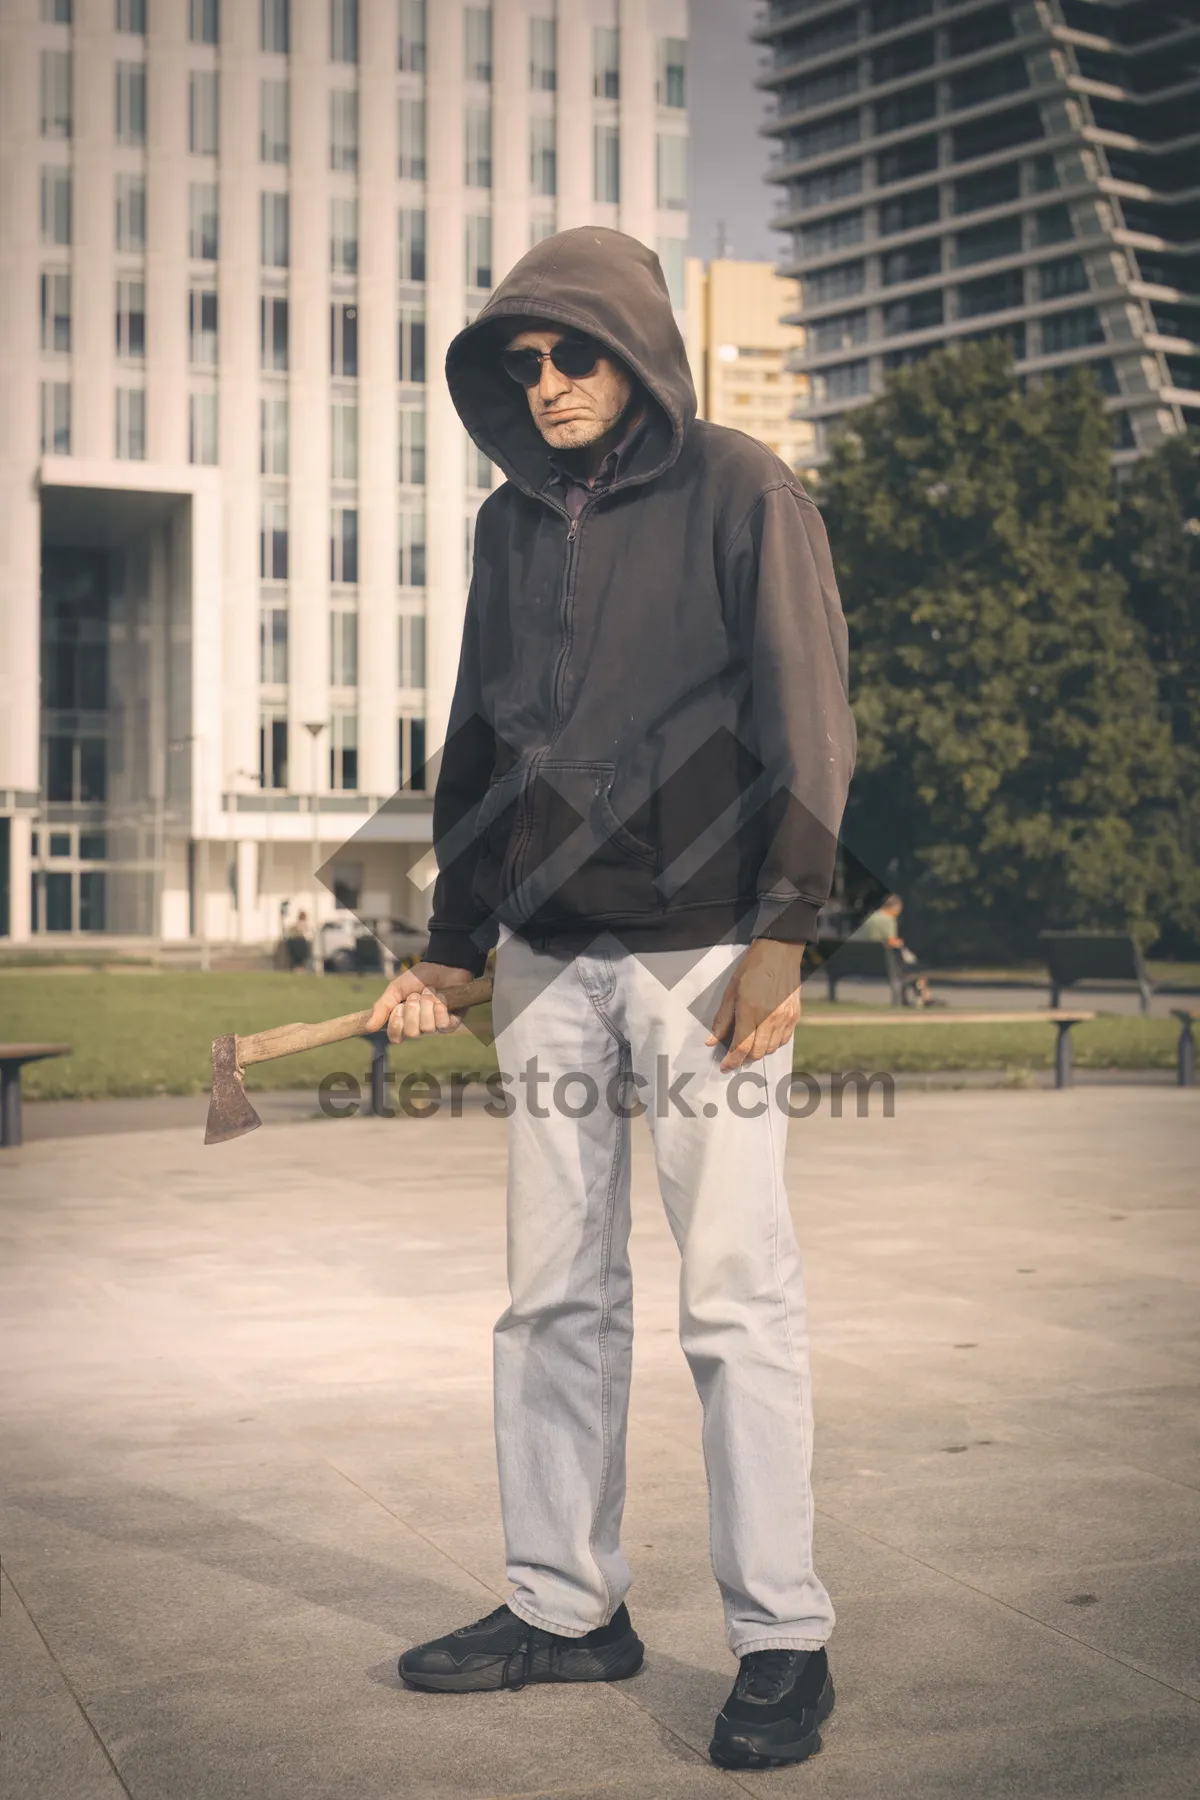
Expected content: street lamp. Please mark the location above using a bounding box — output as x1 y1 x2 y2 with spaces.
304 720 326 977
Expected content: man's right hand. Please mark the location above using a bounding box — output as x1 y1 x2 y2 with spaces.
365 961 478 1042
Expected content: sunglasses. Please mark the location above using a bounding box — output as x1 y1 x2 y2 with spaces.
501 336 602 387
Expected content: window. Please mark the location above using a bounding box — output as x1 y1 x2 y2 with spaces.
952 106 1042 165
398 96 426 180
260 600 288 685
115 62 147 145
784 110 860 163
657 134 687 211
782 60 859 113
331 606 358 686
594 26 619 98
875 84 936 135
260 397 289 474
1034 205 1073 246
189 289 218 364
878 187 938 236
1041 307 1103 353
1039 255 1088 300
870 0 932 28
950 56 1028 113
881 290 943 335
465 105 492 187
594 124 619 204
882 239 941 286
805 261 865 306
399 404 426 484
261 80 289 163
811 310 869 353
399 0 426 72
957 268 1024 318
398 207 426 281
531 116 556 197
531 214 557 246
465 213 492 289
398 611 426 686
877 134 937 185
116 0 146 29
800 211 863 258
657 237 685 310
330 506 358 582
261 0 290 54
261 501 288 579
464 6 492 82
189 0 219 44
40 381 71 454
331 0 358 62
261 192 289 267
189 183 218 260
40 272 71 354
815 360 870 403
871 31 934 83
41 168 72 245
116 173 147 251
261 296 288 369
41 50 72 138
331 302 358 376
468 440 493 491
330 710 358 790
399 717 426 791
398 512 426 587
790 162 862 211
398 304 426 382
42 0 72 18
115 387 146 459
954 216 1021 267
530 17 556 91
331 401 358 481
657 37 685 108
1030 154 1058 194
260 711 288 789
115 278 146 358
189 391 218 464
331 88 358 171
189 71 219 156
953 163 1020 215
948 3 1013 57
331 197 358 273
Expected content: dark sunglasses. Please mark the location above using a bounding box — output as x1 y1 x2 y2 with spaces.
500 336 602 387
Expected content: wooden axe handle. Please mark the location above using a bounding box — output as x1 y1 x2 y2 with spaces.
235 974 495 1068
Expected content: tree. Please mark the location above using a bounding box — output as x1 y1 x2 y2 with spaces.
819 341 1180 960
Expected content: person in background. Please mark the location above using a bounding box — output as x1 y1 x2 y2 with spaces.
856 893 932 1005
284 909 312 974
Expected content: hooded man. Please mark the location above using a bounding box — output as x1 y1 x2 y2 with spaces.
367 229 854 1771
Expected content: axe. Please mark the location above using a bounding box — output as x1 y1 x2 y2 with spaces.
204 975 494 1145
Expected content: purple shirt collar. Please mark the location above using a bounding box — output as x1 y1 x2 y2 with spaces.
544 409 648 520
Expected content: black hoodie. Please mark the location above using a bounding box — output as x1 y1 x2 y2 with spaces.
426 228 855 975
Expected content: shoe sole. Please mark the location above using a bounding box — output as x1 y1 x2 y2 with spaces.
399 1635 645 1694
708 1673 836 1770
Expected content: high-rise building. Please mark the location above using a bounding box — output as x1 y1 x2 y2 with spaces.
756 0 1200 467
685 257 815 475
0 0 688 945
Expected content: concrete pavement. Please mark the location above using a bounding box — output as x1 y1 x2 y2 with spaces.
1 1089 1198 1799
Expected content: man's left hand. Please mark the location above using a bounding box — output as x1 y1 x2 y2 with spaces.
706 939 805 1072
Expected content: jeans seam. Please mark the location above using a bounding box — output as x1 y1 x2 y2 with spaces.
586 1040 627 1624
766 1046 814 1623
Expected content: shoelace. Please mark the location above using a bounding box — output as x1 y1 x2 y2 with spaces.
501 1625 552 1691
738 1649 802 1702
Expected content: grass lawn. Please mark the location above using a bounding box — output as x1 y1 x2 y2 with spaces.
0 969 1180 1101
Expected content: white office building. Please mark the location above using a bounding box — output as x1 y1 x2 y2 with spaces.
0 0 688 945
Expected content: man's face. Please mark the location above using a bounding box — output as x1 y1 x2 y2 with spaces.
506 328 633 451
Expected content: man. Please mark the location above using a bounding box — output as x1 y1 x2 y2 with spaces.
366 229 854 1771
856 892 931 1006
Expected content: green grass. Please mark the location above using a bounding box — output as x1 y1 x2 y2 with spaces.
0 970 1181 1101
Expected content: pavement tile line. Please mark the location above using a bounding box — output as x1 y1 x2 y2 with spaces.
1 1567 136 1800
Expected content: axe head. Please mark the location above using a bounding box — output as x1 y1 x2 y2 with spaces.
205 1034 262 1145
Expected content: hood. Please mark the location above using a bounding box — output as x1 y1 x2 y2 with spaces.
446 228 697 501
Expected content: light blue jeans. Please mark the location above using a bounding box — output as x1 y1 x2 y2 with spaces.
490 929 835 1655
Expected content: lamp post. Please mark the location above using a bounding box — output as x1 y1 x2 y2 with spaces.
304 720 326 977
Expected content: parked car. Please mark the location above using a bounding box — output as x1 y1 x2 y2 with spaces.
319 910 428 975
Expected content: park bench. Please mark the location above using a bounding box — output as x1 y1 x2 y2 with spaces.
796 1011 1095 1088
1173 1009 1198 1087
1039 931 1154 1013
807 938 924 1006
0 1044 71 1148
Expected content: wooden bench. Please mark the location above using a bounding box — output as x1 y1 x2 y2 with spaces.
1039 931 1154 1013
0 1044 72 1148
795 1011 1095 1088
1173 1009 1198 1087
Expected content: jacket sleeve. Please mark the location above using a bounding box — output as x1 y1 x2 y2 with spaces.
423 572 498 975
724 483 856 944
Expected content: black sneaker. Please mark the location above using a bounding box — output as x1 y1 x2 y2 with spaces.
398 1602 645 1694
709 1646 835 1769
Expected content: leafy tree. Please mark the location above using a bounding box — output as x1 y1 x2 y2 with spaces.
819 341 1180 959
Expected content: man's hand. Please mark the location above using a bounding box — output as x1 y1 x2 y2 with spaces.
706 940 805 1073
365 961 478 1043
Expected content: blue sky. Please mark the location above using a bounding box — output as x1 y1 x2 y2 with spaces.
688 0 777 264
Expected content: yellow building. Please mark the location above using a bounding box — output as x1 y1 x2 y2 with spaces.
685 259 814 478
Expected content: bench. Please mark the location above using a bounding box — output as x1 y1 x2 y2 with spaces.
1039 931 1153 1013
0 1044 72 1148
1173 1009 1198 1087
795 1011 1095 1088
807 937 924 1007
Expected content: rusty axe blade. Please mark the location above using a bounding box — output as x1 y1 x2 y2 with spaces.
205 1034 262 1145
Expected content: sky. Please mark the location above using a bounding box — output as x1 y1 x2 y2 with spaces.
687 0 777 265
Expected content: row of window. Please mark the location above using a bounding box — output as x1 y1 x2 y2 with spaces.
811 329 1119 410
784 149 1062 227
256 714 427 795
264 504 436 587
257 601 426 692
802 247 1092 314
778 100 1048 180
807 302 1108 393
797 198 1073 261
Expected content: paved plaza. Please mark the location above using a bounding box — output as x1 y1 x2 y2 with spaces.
1 1086 1198 1800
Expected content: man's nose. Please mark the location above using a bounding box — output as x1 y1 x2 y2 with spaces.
538 357 571 402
